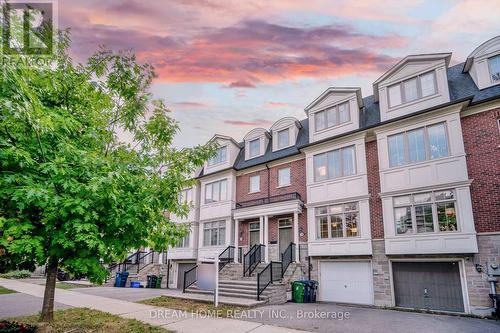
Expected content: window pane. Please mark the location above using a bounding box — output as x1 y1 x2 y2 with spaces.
489 55 500 82
219 180 227 200
205 184 213 203
327 150 342 179
388 133 406 167
203 229 210 246
330 215 343 238
437 202 457 232
395 207 412 234
388 84 402 107
344 202 358 212
342 146 356 176
338 102 350 123
316 206 328 215
403 78 418 102
249 139 260 157
420 72 436 97
250 175 260 192
313 153 328 182
346 213 359 237
213 181 220 201
278 168 291 187
218 226 226 245
394 195 411 206
277 129 290 149
315 111 326 131
435 190 454 201
427 123 449 159
329 205 342 215
415 204 434 233
326 107 337 127
407 128 426 163
211 228 218 246
413 192 431 204
317 216 329 239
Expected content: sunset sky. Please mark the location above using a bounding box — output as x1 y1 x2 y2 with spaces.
60 0 500 147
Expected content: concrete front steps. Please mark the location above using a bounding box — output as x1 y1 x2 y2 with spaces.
185 279 287 305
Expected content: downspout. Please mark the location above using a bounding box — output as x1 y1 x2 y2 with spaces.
265 163 270 199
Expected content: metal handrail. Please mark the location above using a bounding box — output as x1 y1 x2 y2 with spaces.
281 242 295 275
248 244 265 277
235 192 302 209
257 261 283 300
219 245 235 271
137 250 155 273
108 250 144 273
183 265 198 293
243 244 257 276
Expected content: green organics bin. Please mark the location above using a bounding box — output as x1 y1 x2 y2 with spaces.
292 281 305 303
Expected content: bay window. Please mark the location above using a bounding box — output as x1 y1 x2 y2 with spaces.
388 71 437 107
175 233 190 248
313 145 356 182
388 122 449 167
179 188 193 204
208 146 227 166
205 179 227 203
394 189 457 235
203 221 226 246
315 202 359 239
314 101 350 132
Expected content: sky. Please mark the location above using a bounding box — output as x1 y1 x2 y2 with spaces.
59 0 500 147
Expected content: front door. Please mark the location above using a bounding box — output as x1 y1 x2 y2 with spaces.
278 218 293 258
176 262 196 289
392 262 464 312
249 222 260 247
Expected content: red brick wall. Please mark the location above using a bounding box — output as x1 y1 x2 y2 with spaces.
461 108 500 233
365 140 384 239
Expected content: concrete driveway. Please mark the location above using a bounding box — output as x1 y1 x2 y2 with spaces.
240 302 500 333
74 286 168 302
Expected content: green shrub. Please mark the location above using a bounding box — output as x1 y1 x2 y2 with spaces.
0 270 32 279
0 321 36 333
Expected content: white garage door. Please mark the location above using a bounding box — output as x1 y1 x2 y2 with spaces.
319 261 374 305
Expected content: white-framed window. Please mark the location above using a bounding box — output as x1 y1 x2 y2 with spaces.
388 122 449 167
179 188 193 204
249 175 260 193
203 221 226 246
388 71 437 108
249 138 260 158
315 202 359 239
278 167 291 187
204 179 227 203
489 55 500 82
277 128 290 149
314 101 350 132
208 146 227 166
175 233 190 248
313 145 356 182
394 189 458 235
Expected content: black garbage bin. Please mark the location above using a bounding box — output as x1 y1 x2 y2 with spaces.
303 280 318 303
147 275 158 288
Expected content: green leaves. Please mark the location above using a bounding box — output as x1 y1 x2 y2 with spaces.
0 32 215 280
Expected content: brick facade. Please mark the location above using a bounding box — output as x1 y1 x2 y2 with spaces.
461 107 500 233
365 140 384 239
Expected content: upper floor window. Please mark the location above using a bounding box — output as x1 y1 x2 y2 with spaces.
388 71 437 108
277 128 290 149
394 189 457 235
208 146 227 166
205 179 227 203
314 101 350 132
278 167 291 187
179 188 193 204
313 145 356 182
203 220 225 246
249 175 260 193
489 55 500 82
249 138 260 158
316 202 359 239
388 122 449 167
174 233 190 248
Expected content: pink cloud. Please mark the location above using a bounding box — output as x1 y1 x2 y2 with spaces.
224 119 273 127
265 102 289 108
173 101 208 108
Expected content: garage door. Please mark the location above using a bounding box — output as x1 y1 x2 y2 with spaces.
319 261 374 305
176 262 196 289
392 262 464 312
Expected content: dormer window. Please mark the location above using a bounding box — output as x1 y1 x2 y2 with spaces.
314 101 350 132
277 128 290 149
249 138 260 158
489 55 500 82
388 71 437 108
208 146 227 166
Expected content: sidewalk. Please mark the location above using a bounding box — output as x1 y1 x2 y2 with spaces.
0 279 304 333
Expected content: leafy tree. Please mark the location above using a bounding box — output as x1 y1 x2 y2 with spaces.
0 31 215 322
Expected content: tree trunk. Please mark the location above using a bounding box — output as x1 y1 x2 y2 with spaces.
41 259 58 322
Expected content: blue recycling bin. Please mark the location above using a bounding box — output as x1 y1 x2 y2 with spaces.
303 280 318 303
114 272 129 287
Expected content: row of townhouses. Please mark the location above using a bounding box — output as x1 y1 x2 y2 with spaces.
163 36 500 315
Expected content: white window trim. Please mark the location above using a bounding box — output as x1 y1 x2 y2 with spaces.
207 145 228 167
277 167 291 188
204 179 227 204
276 127 292 150
315 202 360 240
203 220 226 247
314 101 351 133
313 145 357 183
387 70 438 108
249 175 260 193
488 54 500 84
248 138 262 159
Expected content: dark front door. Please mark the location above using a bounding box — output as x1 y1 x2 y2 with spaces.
392 262 464 312
249 222 260 247
278 218 293 258
177 262 196 289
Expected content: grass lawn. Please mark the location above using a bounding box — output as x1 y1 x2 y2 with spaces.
55 282 93 289
6 308 171 332
139 296 245 317
0 285 17 294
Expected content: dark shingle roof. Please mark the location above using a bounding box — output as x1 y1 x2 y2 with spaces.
199 62 500 175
